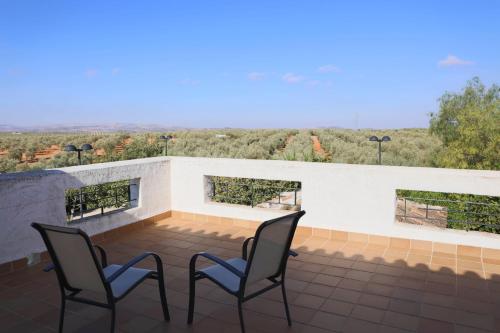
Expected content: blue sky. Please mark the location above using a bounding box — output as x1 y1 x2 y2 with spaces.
0 1 499 129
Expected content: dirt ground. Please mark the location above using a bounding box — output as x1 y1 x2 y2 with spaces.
395 198 448 228
311 135 328 158
0 137 135 163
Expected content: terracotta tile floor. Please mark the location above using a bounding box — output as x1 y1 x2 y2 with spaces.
1 217 500 333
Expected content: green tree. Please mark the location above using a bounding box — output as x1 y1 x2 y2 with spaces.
8 147 24 161
0 158 18 173
26 146 37 161
429 77 500 170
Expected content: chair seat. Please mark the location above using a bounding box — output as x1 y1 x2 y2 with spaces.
103 264 153 299
200 258 247 293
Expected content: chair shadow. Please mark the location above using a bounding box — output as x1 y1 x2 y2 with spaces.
3 216 500 332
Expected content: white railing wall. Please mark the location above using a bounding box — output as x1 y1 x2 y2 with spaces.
1 155 499 265
169 157 500 249
0 157 171 264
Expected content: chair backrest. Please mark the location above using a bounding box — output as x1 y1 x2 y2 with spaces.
244 210 305 286
32 223 107 294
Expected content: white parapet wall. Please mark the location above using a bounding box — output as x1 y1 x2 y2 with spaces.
0 157 171 264
169 157 500 249
1 156 499 265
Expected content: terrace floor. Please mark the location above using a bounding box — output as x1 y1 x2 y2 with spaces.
1 216 500 333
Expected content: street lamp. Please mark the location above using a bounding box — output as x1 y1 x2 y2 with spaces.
159 135 173 156
369 135 391 165
64 144 93 165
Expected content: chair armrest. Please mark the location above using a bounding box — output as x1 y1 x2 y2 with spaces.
106 252 163 283
190 252 245 278
43 263 55 272
242 237 255 260
93 245 108 267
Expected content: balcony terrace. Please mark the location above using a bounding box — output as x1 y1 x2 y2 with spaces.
1 157 500 332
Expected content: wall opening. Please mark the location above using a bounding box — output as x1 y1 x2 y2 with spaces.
65 179 139 223
206 176 301 211
395 189 500 233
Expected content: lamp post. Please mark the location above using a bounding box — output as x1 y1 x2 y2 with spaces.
369 135 391 165
64 144 93 165
64 143 93 219
159 135 173 156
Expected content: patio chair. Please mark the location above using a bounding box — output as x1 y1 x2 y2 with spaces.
31 223 170 333
187 210 306 333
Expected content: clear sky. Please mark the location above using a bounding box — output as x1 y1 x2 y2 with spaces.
0 1 499 129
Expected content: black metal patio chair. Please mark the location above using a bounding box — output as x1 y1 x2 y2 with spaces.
187 210 306 333
31 223 170 333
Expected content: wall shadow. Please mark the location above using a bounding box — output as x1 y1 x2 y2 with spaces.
1 215 500 332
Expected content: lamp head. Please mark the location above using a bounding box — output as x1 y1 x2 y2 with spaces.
64 144 77 152
81 143 93 151
381 136 391 142
369 136 379 142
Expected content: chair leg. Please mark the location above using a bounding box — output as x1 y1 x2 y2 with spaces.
187 272 196 324
110 304 116 333
158 274 170 321
237 299 246 333
281 282 292 326
58 297 66 333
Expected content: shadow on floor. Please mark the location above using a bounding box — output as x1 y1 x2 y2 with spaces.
0 217 499 333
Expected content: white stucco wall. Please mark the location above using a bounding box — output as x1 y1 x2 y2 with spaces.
0 157 171 264
169 157 500 249
1 155 499 265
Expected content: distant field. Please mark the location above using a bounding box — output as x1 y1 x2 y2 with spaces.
0 128 442 173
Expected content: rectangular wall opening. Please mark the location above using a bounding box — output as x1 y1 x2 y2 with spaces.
206 176 301 211
65 179 139 223
395 189 500 233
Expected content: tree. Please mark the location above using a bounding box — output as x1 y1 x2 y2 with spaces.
0 158 18 173
429 77 500 170
8 147 23 162
26 146 37 161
